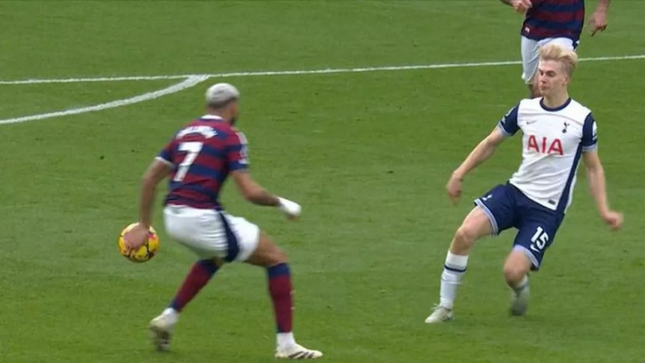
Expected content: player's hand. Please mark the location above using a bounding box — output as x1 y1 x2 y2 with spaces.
601 210 623 231
123 223 149 252
588 11 608 37
446 173 463 205
511 0 532 14
278 197 301 220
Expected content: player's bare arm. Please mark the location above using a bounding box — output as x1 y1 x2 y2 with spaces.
124 159 172 250
582 150 623 230
139 159 173 226
500 0 532 13
589 0 610 36
447 127 507 204
230 170 280 206
230 170 302 219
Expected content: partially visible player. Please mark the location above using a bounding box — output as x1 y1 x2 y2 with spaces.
501 0 611 98
123 83 323 359
425 44 622 324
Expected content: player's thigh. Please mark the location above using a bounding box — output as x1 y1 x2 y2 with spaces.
472 184 517 236
163 206 260 263
511 213 563 271
521 36 541 84
455 206 494 245
218 212 262 263
163 206 226 259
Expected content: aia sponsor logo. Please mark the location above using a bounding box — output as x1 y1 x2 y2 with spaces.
527 135 563 155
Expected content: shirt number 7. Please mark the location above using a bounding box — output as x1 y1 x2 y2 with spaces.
173 142 203 182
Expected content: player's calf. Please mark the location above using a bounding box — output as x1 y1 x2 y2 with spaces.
503 250 532 316
149 258 223 351
440 216 487 309
503 251 531 288
244 232 322 357
170 258 224 312
426 207 493 323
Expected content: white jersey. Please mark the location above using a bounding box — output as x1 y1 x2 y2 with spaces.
497 97 597 213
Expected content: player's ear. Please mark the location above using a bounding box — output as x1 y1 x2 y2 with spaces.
564 75 571 85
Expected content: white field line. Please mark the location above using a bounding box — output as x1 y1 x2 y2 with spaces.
1 54 644 85
1 54 643 125
0 75 209 125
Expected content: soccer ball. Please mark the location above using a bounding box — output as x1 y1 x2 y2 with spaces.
117 223 160 263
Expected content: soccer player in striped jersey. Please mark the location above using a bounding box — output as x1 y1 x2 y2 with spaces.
123 83 322 359
425 44 622 324
502 0 611 97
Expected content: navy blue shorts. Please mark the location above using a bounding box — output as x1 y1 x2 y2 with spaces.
474 183 565 271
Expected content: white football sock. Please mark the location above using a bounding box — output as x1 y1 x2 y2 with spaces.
162 308 179 325
439 251 469 310
512 275 529 293
277 332 296 349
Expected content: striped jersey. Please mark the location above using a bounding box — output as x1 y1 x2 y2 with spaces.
521 0 585 43
157 115 248 210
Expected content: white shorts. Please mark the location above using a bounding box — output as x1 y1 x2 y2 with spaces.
163 204 260 262
521 36 577 84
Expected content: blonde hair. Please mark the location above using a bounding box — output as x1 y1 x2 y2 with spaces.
539 43 578 76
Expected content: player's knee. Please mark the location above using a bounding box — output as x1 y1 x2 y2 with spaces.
452 206 493 253
269 248 288 265
207 257 226 267
263 235 288 264
453 225 478 249
261 251 287 268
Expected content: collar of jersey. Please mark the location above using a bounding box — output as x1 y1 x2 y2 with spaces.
199 115 225 121
539 97 571 112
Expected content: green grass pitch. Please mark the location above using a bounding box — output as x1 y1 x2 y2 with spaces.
0 1 644 362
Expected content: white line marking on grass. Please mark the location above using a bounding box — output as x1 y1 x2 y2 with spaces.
1 54 644 85
1 54 643 125
0 75 209 125
0 74 194 85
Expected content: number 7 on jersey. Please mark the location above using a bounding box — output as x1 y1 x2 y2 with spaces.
173 142 203 182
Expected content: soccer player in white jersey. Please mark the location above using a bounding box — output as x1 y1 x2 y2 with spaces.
425 44 623 324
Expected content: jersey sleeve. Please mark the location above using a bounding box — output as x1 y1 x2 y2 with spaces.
225 130 249 171
497 103 520 137
156 137 176 166
581 113 598 152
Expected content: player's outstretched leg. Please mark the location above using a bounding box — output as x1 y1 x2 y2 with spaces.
503 250 532 316
425 206 493 324
149 258 223 351
245 231 322 359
